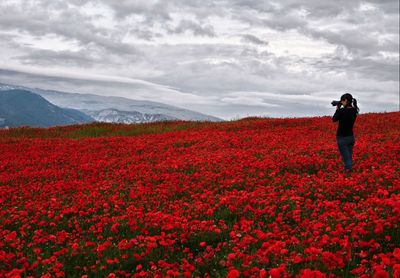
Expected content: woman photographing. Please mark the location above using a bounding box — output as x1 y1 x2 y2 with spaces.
332 93 360 173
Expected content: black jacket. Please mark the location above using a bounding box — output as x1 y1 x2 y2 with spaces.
333 107 357 137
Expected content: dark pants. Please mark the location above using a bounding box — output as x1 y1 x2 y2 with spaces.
337 135 355 171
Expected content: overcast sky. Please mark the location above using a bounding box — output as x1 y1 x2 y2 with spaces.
0 0 399 119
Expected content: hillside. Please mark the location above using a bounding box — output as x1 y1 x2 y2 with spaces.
0 89 94 128
0 112 399 277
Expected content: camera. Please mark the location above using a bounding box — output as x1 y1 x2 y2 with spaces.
331 100 341 106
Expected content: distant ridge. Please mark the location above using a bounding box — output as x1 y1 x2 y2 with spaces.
0 83 223 123
0 89 94 128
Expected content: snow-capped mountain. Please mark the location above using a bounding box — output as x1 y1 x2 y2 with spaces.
86 109 177 124
0 83 222 123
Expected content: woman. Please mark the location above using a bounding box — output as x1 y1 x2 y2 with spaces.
332 93 359 173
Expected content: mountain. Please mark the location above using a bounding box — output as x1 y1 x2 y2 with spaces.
0 89 94 128
86 109 177 123
0 83 222 123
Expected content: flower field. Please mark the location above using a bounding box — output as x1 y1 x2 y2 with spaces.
1 112 399 277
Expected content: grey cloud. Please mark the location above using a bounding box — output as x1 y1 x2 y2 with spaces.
349 57 399 82
145 48 312 97
169 20 215 37
230 1 358 29
228 0 398 58
127 27 162 41
240 34 268 45
137 38 396 98
367 0 399 14
139 39 398 117
304 42 399 83
0 33 19 44
233 9 307 33
298 1 360 18
107 0 223 19
102 0 222 37
223 0 278 17
0 2 141 58
103 0 171 22
308 29 380 56
13 49 100 67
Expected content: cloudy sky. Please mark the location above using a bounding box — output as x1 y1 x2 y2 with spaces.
0 0 399 119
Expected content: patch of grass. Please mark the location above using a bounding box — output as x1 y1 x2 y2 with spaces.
0 121 217 139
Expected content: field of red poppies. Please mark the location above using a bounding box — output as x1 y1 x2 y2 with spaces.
1 112 399 278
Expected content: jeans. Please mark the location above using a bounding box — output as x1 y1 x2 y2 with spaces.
337 135 355 171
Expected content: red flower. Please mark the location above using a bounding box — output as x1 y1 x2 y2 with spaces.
299 269 326 278
394 248 400 261
269 265 286 278
0 112 399 277
373 270 389 278
5 231 17 242
227 269 240 278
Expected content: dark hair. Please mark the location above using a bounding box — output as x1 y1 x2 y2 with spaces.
341 93 359 113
